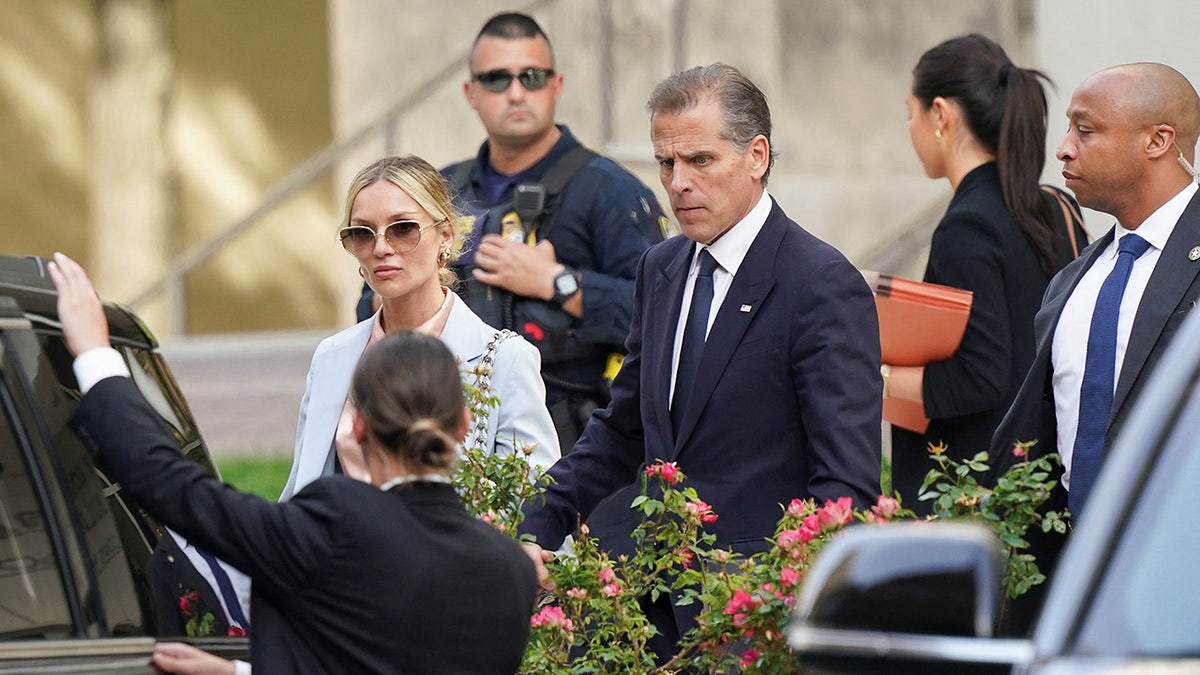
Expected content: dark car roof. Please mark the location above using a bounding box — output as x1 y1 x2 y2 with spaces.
0 254 155 349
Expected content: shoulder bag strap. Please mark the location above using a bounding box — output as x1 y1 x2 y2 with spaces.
466 329 518 453
1042 185 1084 259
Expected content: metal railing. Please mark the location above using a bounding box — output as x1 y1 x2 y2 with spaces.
126 0 562 335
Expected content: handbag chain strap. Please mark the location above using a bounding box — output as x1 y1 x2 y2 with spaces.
466 329 517 452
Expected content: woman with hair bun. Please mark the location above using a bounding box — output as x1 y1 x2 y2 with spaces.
52 249 537 674
885 34 1089 515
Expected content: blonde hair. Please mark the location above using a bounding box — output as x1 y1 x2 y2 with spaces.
343 155 466 287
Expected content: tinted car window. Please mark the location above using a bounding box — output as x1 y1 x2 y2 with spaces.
3 329 144 636
0 340 73 639
1076 381 1200 657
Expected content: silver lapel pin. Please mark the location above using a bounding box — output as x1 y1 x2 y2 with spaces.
739 304 752 313
1189 246 1200 261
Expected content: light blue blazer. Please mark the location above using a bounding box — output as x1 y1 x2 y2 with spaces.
280 296 560 500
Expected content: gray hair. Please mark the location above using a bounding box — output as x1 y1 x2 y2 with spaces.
646 63 778 183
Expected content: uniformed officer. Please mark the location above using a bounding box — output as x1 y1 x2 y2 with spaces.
361 11 672 453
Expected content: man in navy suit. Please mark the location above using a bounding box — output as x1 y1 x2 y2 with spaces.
990 63 1200 635
992 63 1200 504
518 63 883 660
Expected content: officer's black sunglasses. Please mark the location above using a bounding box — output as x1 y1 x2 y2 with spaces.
472 68 556 93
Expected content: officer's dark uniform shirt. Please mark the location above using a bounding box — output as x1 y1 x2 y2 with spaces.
444 125 670 405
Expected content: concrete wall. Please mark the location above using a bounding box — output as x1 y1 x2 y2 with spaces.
0 0 336 336
11 1 1200 336
326 0 1032 293
1033 0 1200 240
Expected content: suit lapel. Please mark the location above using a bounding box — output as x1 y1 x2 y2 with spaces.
1114 195 1200 417
671 211 783 452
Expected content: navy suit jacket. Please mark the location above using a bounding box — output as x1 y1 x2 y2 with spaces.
520 199 883 560
73 376 537 675
991 190 1200 469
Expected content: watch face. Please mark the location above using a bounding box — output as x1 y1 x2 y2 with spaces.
555 271 579 296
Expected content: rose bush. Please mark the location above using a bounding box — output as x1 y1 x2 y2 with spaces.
454 363 1064 672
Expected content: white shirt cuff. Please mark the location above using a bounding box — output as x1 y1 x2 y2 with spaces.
73 347 131 394
234 659 252 675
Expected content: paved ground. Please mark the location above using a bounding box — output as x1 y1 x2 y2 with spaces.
159 331 328 459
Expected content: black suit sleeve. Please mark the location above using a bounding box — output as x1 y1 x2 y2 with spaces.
922 210 1013 418
71 376 337 598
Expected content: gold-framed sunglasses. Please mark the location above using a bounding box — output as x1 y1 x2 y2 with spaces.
337 219 445 255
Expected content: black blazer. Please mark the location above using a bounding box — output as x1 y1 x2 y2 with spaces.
520 198 883 561
73 376 537 675
145 531 234 638
891 164 1087 511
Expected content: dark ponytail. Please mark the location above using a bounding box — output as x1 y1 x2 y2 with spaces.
913 34 1058 276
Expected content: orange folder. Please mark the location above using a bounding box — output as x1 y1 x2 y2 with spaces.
863 271 973 433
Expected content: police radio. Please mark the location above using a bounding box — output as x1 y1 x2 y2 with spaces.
514 183 547 238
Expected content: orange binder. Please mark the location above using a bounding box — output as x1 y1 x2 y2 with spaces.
863 271 973 433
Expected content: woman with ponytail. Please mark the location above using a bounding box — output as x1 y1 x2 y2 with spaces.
885 35 1089 515
52 250 538 674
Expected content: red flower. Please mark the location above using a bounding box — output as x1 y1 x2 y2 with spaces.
178 590 199 614
227 625 246 637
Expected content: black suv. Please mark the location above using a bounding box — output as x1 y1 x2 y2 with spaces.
788 297 1200 672
0 255 247 672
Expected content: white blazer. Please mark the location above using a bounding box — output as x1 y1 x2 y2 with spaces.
280 296 560 500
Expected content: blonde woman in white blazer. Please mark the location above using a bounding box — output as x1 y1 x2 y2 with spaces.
280 156 559 501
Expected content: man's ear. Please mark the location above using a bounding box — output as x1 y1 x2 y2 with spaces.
464 79 478 110
1147 123 1177 159
748 135 770 181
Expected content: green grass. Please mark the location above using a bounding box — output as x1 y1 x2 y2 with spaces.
217 456 293 501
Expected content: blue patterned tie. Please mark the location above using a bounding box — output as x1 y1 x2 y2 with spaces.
1070 233 1151 518
672 250 719 433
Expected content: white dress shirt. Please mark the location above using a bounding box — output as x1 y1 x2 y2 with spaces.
1052 181 1198 487
670 190 772 405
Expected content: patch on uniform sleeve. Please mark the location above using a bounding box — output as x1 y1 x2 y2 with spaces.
659 215 681 239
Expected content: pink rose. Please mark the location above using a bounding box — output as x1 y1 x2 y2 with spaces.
786 498 808 518
566 587 587 600
818 497 853 530
602 582 621 598
740 649 761 668
872 495 900 520
599 567 616 584
779 567 801 587
659 461 681 484
1012 443 1027 458
803 513 821 533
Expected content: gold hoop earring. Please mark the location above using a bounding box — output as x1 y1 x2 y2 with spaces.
438 250 450 267
358 266 366 279
934 129 942 140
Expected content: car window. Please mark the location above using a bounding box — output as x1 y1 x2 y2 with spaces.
2 330 145 636
1075 381 1200 657
124 348 214 475
0 344 73 639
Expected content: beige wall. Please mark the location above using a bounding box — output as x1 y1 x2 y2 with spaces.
0 1 93 262
327 0 1031 288
0 0 336 336
13 1 1200 335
